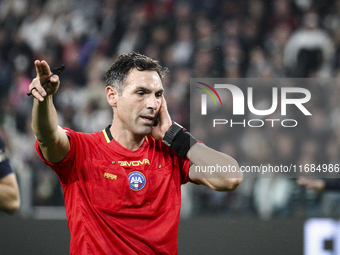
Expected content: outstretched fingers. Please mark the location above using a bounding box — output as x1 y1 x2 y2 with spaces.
30 60 61 101
34 60 51 78
40 60 51 76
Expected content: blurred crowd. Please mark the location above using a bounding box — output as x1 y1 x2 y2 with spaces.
1 0 340 219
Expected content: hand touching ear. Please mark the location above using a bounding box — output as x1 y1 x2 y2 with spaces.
151 96 172 140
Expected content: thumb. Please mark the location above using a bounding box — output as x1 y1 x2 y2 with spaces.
49 74 59 84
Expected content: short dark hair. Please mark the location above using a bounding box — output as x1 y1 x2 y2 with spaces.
105 52 168 94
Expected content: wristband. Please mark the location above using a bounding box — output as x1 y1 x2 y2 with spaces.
162 122 198 158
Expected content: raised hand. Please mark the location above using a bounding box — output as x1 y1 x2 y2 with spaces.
28 60 61 101
151 96 172 140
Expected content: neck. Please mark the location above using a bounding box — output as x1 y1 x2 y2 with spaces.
109 123 145 151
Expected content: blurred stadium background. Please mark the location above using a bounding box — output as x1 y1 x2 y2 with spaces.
1 0 340 254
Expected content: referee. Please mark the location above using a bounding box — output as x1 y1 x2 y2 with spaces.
28 52 243 254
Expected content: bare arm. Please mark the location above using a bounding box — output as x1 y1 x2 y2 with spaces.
0 173 20 214
30 60 70 163
152 97 243 191
187 144 242 191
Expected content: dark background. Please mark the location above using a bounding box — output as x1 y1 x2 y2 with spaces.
0 216 303 255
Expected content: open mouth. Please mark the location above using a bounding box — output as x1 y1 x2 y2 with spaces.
140 116 155 125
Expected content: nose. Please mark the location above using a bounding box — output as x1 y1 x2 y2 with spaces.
146 94 160 110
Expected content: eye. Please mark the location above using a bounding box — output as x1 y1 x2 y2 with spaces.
137 91 145 96
155 92 163 98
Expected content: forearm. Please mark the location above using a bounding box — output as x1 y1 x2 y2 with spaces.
0 174 20 214
32 96 59 145
29 60 70 163
161 122 243 191
187 143 243 191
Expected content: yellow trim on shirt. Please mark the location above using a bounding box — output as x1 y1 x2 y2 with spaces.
102 129 110 143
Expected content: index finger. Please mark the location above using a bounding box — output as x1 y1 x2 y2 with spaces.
34 60 51 78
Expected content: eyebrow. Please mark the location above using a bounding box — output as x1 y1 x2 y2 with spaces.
135 87 164 94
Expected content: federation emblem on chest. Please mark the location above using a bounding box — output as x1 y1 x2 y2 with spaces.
128 171 146 191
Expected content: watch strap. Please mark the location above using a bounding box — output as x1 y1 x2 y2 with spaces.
162 122 183 146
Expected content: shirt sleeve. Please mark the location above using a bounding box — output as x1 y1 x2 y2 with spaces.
35 128 78 185
0 137 13 179
180 158 192 185
177 155 199 185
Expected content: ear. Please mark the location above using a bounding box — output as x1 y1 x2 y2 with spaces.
106 86 118 107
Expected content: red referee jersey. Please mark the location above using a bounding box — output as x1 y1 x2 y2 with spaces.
35 126 192 254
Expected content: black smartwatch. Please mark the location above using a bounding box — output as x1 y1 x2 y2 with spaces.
162 122 184 146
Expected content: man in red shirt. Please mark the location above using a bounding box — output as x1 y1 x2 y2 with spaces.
29 52 243 254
